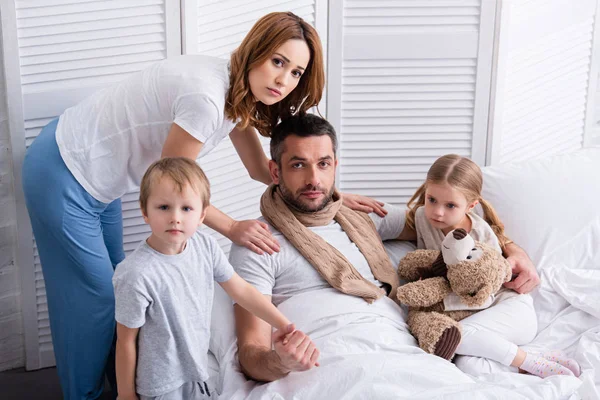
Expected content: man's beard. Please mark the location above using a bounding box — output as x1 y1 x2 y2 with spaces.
278 177 335 213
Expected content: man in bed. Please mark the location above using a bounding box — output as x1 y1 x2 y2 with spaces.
229 114 540 382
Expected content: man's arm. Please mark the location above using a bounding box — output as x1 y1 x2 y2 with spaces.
235 299 319 382
502 242 540 294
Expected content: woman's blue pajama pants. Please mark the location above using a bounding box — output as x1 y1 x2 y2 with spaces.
22 118 125 399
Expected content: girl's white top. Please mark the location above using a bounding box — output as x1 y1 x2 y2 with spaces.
56 55 236 204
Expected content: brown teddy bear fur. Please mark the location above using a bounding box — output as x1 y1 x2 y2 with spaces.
396 242 512 359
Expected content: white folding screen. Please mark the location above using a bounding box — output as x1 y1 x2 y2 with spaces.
328 0 496 206
489 0 598 164
4 0 180 370
182 0 328 253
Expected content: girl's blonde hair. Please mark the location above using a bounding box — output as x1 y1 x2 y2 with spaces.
406 154 511 249
225 12 325 137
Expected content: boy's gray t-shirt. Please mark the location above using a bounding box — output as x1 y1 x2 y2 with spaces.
229 204 406 306
112 232 234 397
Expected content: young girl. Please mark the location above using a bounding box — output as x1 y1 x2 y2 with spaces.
22 12 380 399
398 154 580 378
113 158 295 399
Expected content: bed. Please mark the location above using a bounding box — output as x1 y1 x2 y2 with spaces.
207 148 600 399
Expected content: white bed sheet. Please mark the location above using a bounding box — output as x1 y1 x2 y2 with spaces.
216 288 586 400
210 236 599 400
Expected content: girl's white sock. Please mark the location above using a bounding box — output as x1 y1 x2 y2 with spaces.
520 352 574 378
541 350 581 377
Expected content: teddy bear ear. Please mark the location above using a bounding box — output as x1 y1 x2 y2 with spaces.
452 228 468 240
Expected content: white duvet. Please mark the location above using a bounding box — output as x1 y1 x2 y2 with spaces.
216 287 591 400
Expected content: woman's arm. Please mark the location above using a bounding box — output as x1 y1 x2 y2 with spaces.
230 125 272 185
115 323 140 400
203 206 280 255
341 193 387 217
502 242 540 294
161 123 204 159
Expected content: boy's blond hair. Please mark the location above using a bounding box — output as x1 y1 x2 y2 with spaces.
139 157 210 215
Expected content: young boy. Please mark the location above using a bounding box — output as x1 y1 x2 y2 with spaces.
113 157 292 399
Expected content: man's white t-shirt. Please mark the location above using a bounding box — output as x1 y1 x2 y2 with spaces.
229 205 406 307
56 55 236 204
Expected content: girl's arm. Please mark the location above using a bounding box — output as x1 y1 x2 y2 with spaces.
219 273 291 330
230 125 272 185
115 323 140 400
161 123 280 255
396 211 417 241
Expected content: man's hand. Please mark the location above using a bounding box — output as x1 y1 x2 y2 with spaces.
273 324 320 372
503 244 540 294
341 193 387 217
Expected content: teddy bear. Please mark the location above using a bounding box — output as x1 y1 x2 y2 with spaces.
396 228 512 360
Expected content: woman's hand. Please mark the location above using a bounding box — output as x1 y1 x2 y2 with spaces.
230 219 280 255
341 193 387 217
503 243 541 294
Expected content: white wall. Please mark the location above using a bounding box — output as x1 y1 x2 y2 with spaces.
0 15 25 371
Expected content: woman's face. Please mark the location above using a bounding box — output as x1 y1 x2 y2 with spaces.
248 39 311 105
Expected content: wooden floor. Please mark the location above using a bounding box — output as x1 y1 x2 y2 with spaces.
0 367 115 400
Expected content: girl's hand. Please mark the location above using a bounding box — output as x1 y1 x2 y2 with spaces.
341 193 387 217
230 219 280 255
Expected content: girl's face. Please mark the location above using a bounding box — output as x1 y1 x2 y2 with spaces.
424 182 478 234
248 39 310 105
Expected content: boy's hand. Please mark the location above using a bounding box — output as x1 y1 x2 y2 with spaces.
272 324 320 372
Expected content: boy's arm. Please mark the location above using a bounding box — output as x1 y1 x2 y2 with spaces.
219 273 290 330
234 302 320 382
116 323 140 400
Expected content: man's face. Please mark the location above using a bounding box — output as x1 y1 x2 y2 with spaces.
269 134 338 212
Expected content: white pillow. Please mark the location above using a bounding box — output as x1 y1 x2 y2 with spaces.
481 147 600 270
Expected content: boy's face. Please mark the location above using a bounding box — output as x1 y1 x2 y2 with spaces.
142 176 207 253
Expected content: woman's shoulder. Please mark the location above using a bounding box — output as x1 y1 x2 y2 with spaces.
159 55 228 82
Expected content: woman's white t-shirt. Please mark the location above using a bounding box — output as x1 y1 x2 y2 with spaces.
56 55 236 204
